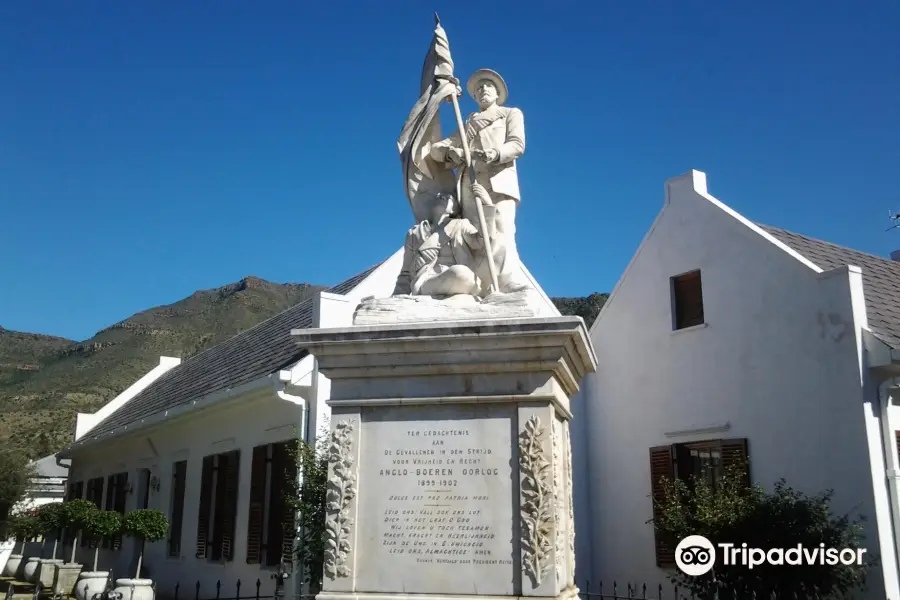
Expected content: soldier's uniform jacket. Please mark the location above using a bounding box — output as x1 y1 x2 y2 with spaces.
433 105 526 202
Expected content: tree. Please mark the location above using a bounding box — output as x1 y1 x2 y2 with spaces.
0 450 37 524
61 499 100 565
121 509 168 579
284 427 330 595
85 510 123 572
650 463 873 598
36 502 65 560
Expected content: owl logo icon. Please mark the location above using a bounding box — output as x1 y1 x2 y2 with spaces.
675 536 716 576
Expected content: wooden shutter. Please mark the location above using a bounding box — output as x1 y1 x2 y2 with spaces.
111 473 128 550
169 461 187 558
281 443 298 567
74 481 84 499
220 451 241 561
195 456 215 558
82 480 93 547
649 445 676 567
720 438 750 487
101 475 114 549
895 431 900 465
266 442 296 566
87 478 104 548
246 446 269 564
210 456 227 561
673 270 704 329
113 474 128 513
91 477 104 507
104 476 114 510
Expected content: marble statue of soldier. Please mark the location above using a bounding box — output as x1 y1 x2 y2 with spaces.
393 182 497 298
428 68 528 293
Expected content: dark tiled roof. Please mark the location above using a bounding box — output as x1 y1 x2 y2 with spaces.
76 263 383 443
759 225 900 349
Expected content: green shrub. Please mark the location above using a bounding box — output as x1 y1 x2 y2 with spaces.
650 463 873 598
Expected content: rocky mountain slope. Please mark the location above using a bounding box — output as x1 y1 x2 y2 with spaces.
0 279 606 456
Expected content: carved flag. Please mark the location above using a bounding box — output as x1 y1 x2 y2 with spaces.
397 14 459 224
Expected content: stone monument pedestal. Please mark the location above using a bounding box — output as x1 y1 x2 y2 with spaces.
293 316 597 600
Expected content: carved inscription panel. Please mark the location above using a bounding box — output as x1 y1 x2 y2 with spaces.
354 405 515 596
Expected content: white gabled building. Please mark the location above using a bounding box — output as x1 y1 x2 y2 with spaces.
56 249 561 598
21 454 69 511
572 170 900 599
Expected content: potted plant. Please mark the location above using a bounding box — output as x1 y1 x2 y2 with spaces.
15 512 42 582
0 531 14 580
75 510 122 600
61 499 97 565
113 509 168 600
0 525 14 579
2 512 38 578
34 502 66 587
50 499 94 599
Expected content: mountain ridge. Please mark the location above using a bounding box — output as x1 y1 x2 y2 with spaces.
0 277 606 457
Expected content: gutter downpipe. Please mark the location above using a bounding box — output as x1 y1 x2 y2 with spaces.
878 376 900 578
275 375 309 600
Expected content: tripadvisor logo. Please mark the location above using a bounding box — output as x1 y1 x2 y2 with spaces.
675 536 867 576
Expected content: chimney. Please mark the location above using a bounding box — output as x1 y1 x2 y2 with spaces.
891 250 900 262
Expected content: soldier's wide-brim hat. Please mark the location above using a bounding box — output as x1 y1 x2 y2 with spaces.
466 69 508 106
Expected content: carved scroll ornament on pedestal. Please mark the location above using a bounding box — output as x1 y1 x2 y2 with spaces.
324 420 356 579
519 415 554 586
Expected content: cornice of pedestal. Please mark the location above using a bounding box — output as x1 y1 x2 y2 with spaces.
292 316 597 399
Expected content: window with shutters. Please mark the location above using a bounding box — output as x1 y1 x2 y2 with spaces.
648 438 749 568
195 450 240 562
84 477 105 547
103 472 129 550
168 460 187 558
245 441 297 567
671 270 704 330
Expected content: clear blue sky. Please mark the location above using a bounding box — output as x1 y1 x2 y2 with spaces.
2 1 897 341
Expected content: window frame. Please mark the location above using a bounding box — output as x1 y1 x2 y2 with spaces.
83 477 105 547
103 472 129 550
245 441 296 568
670 269 705 330
196 450 240 563
648 438 749 568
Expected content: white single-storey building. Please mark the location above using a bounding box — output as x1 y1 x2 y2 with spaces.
55 248 562 597
572 170 900 599
22 454 70 511
3 453 70 518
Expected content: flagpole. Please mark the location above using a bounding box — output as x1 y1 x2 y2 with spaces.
448 92 500 294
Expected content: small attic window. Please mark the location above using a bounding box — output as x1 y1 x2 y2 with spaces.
671 270 704 330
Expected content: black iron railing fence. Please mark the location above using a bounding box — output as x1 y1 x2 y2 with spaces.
18 568 297 600
576 578 871 600
122 578 849 600
7 574 873 600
